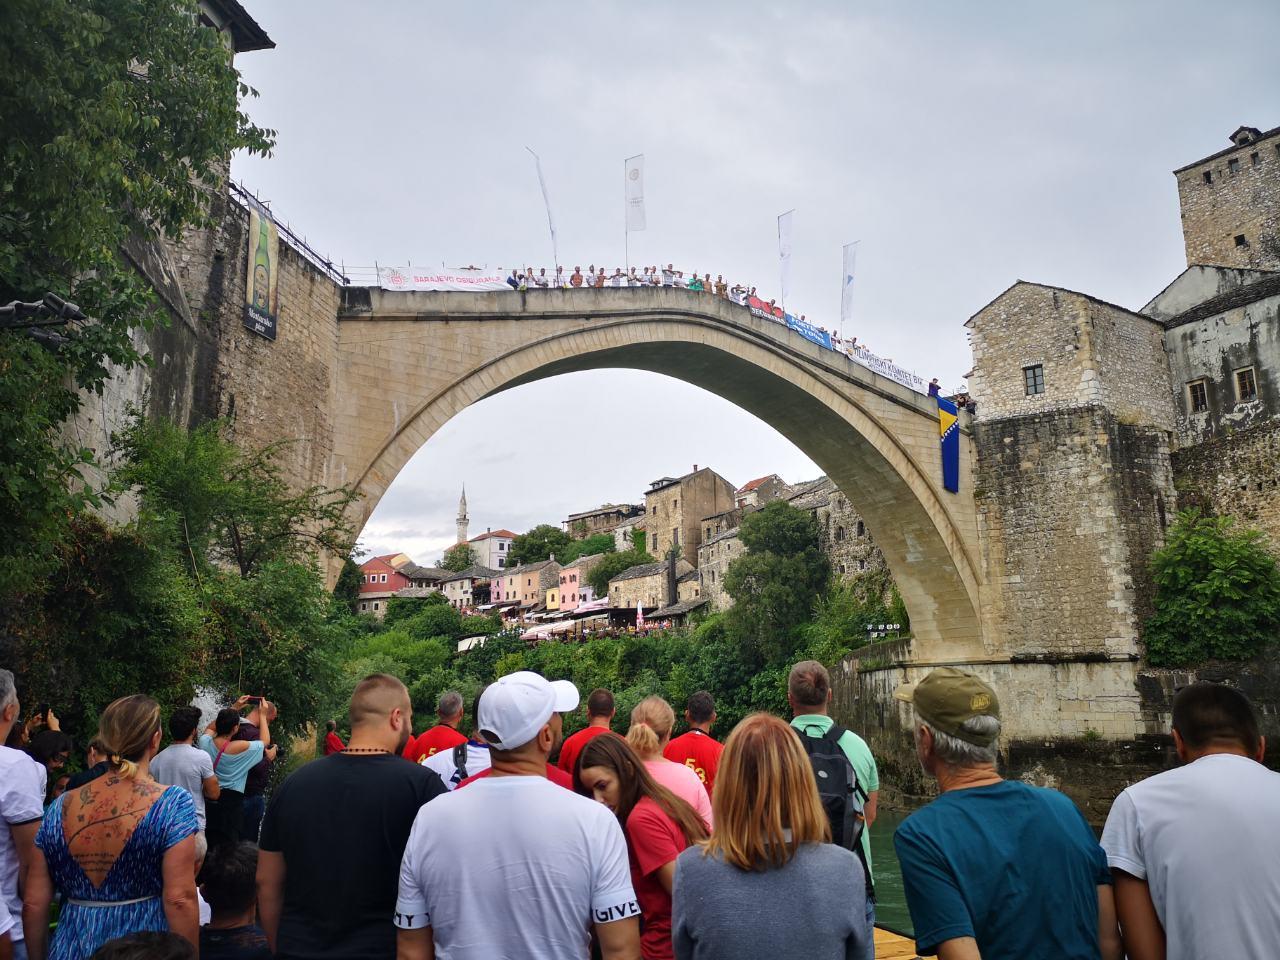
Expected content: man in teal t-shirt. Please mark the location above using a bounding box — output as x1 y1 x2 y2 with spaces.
788 660 879 960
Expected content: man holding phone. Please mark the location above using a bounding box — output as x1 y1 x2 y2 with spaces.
234 695 278 843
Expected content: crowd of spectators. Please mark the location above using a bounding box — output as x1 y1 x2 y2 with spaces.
2 659 1276 960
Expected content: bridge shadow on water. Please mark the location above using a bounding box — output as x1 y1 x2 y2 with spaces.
869 807 912 936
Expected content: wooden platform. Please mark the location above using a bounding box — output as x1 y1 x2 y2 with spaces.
875 925 921 959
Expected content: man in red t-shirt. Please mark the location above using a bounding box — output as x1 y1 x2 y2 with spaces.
663 690 723 793
403 690 467 762
322 719 346 755
556 688 616 777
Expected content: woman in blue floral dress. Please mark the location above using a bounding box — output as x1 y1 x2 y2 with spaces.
23 695 199 960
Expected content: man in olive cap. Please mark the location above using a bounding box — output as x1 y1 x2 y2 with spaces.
892 668 1121 960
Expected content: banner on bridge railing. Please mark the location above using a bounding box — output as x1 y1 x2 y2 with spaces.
377 265 510 292
848 345 926 393
785 314 832 350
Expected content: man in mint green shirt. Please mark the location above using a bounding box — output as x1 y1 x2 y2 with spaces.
788 660 879 960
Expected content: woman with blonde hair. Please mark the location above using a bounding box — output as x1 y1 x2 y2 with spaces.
671 713 868 960
626 696 713 829
576 733 708 960
23 695 199 960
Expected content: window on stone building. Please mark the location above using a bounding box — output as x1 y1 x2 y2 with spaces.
360 602 367 611
1252 152 1261 167
1023 364 1045 396
836 525 845 541
1228 157 1240 174
1236 367 1258 402
672 527 679 546
373 602 380 611
1235 234 1248 248
857 520 865 538
859 560 867 571
672 499 678 510
1203 170 1213 184
1188 379 1209 413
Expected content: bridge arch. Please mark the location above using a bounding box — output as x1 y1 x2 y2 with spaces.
335 288 985 658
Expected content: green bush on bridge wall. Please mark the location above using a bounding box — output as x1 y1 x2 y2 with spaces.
1145 509 1280 666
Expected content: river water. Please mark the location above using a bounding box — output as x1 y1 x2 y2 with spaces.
868 807 913 935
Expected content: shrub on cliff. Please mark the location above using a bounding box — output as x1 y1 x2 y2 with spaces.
1144 509 1280 666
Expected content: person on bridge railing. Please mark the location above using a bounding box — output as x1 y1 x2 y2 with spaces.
714 276 727 298
687 274 704 292
594 268 606 288
570 266 584 287
506 269 521 290
554 266 567 288
535 268 550 288
662 264 675 286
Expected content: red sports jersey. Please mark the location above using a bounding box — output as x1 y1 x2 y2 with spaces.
556 724 613 776
404 724 467 763
456 763 574 791
663 729 722 793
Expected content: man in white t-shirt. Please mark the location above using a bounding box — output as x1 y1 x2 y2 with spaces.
151 705 220 832
422 691 492 790
1101 682 1280 960
395 671 640 960
0 669 45 955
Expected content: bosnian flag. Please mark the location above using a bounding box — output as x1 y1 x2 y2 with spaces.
636 600 645 630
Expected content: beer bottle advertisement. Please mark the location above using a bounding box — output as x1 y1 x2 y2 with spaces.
244 199 279 340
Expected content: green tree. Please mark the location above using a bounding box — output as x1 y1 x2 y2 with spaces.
588 549 655 598
114 416 357 579
334 556 363 610
724 501 830 665
0 0 273 600
561 532 616 564
1144 510 1280 666
384 591 447 625
508 524 573 566
441 543 477 572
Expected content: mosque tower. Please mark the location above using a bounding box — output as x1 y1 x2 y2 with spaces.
456 485 469 546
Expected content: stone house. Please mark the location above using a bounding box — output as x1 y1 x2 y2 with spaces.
697 527 742 611
398 563 449 590
701 507 741 544
735 474 794 510
510 559 562 609
563 503 644 537
643 466 737 567
612 519 643 552
609 558 694 610
440 565 498 610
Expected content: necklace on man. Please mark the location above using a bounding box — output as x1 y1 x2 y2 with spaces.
344 747 390 755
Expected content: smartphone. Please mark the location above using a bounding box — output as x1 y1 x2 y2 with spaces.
245 696 263 705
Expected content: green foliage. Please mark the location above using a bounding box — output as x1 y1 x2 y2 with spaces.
114 416 357 578
724 502 830 666
1144 510 1280 666
441 543 477 572
334 557 363 610
0 515 204 733
560 533 616 564
508 524 573 566
0 0 272 603
399 602 465 642
588 549 655 598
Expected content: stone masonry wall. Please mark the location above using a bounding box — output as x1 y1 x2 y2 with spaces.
973 407 1173 663
1173 420 1280 550
166 192 342 495
1176 129 1280 270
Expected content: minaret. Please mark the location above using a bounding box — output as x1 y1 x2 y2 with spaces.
456 485 469 546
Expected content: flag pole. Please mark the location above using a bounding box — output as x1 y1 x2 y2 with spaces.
623 157 629 274
526 147 559 275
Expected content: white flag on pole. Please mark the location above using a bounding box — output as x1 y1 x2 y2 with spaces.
527 147 559 269
777 209 795 306
840 241 859 325
625 154 646 231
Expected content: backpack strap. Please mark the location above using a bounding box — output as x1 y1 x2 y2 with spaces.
823 724 870 803
452 742 469 783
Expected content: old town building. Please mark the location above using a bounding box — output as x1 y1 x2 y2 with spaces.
441 565 498 610
735 474 794 510
642 466 737 566
608 558 694 610
563 503 644 537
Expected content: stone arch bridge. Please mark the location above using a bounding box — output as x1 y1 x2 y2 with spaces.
335 286 990 661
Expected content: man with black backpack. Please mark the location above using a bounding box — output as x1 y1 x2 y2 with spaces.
788 660 879 960
423 690 491 789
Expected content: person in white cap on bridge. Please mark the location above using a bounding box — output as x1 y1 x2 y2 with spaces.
395 670 642 960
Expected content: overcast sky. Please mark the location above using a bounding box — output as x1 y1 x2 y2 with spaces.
230 0 1280 565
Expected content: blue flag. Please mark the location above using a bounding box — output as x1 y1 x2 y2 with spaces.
938 396 959 494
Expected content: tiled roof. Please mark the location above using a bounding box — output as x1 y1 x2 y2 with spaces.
1172 125 1280 174
703 526 741 548
737 475 777 493
470 529 517 541
441 565 499 583
400 563 448 580
610 561 668 583
649 598 709 618
677 569 700 583
1164 272 1280 329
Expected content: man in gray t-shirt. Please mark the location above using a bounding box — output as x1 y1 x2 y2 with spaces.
151 705 219 830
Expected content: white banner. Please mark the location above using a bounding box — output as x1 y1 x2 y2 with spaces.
377 265 510 292
625 154 646 231
840 241 858 325
849 344 926 393
527 147 559 268
777 209 794 305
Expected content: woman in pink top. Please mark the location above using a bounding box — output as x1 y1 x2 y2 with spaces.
627 696 714 829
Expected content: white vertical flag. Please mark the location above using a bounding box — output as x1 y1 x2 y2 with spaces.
840 241 859 325
777 209 795 307
526 147 559 270
625 154 646 231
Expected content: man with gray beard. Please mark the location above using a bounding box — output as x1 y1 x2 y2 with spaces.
892 668 1122 960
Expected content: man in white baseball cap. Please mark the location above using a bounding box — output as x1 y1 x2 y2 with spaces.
396 671 641 960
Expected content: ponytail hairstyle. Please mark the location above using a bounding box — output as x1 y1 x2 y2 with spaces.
575 732 707 847
626 695 675 759
98 695 162 780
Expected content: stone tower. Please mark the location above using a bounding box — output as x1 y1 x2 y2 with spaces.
1175 125 1280 270
456 486 469 545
